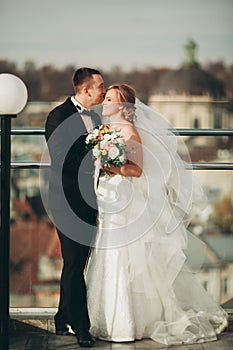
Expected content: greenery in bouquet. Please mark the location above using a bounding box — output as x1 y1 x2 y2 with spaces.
85 124 127 169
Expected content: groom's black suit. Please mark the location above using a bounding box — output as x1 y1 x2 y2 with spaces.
45 97 101 334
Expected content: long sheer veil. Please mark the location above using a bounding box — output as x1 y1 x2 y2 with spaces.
96 99 206 272
134 98 206 231
132 99 207 271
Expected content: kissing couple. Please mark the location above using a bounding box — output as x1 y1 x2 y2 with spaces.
44 67 228 348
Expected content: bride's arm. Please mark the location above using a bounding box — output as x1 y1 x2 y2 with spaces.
104 131 143 177
109 160 142 177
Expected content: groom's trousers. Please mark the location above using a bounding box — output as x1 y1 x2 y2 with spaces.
55 228 91 334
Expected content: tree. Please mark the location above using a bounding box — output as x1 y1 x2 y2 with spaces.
22 61 41 100
0 59 18 74
0 59 232 101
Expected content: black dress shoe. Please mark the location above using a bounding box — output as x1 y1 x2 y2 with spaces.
56 329 71 336
55 324 74 336
77 331 95 348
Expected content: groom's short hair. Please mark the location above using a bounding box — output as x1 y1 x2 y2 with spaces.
72 67 101 91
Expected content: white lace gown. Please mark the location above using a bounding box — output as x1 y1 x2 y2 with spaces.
85 173 228 345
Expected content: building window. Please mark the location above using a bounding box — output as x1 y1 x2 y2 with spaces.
213 111 222 128
194 118 199 128
222 277 228 295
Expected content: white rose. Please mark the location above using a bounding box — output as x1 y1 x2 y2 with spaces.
100 140 107 148
92 128 99 136
103 133 111 141
108 145 120 159
110 133 118 141
85 134 92 143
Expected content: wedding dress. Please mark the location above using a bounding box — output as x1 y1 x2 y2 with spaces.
85 100 228 345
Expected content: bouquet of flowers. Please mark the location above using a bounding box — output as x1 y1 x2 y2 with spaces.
85 124 127 169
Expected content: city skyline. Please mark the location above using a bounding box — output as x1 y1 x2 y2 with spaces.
1 0 233 71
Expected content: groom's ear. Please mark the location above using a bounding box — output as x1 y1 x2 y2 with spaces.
83 86 89 95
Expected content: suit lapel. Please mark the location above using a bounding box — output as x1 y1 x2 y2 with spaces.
65 97 87 134
65 97 101 131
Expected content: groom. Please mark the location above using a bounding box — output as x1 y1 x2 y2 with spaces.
45 67 106 347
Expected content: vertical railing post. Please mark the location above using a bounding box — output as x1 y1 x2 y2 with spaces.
0 116 13 350
0 73 27 350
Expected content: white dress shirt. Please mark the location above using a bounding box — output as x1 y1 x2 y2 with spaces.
70 96 94 132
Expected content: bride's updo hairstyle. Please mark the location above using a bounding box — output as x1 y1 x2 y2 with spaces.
107 84 137 123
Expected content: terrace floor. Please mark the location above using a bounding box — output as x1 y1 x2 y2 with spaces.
9 308 233 350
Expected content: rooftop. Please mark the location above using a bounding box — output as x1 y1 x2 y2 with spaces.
154 66 226 98
201 234 233 262
154 39 226 98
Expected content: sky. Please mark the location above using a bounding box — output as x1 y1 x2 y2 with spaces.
1 0 233 71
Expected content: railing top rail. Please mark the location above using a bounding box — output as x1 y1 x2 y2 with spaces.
11 128 45 136
172 128 233 136
1 128 233 170
0 128 232 136
6 161 233 170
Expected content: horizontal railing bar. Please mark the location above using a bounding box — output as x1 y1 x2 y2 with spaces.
10 162 50 169
11 128 45 136
192 162 233 170
0 128 233 137
1 129 233 170
10 307 57 319
4 161 233 170
173 129 233 136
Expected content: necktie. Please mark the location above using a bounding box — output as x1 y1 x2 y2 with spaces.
75 104 99 129
77 108 95 131
76 104 93 117
80 109 94 117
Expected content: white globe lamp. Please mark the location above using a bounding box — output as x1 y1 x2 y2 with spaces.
0 73 28 115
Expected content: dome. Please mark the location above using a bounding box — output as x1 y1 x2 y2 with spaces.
155 66 226 98
155 39 226 98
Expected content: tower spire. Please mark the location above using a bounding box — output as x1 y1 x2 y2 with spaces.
183 38 199 67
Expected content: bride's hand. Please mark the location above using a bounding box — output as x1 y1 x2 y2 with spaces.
103 164 118 176
104 170 115 177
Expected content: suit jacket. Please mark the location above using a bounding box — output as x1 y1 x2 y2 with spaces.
45 97 101 226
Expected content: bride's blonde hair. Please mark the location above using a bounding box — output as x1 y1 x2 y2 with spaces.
107 84 136 123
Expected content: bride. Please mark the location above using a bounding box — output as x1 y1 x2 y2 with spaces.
85 84 228 345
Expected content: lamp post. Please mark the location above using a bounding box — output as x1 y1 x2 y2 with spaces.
0 74 28 350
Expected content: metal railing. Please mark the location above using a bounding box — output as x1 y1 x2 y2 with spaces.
4 128 233 324
4 128 233 170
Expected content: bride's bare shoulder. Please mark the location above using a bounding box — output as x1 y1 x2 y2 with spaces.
123 123 141 142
